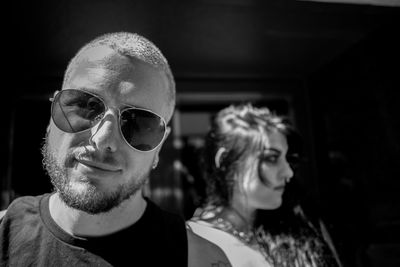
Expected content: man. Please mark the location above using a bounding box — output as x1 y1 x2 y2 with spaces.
0 32 230 266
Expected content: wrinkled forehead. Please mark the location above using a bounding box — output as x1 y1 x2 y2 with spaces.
63 45 173 121
66 45 134 79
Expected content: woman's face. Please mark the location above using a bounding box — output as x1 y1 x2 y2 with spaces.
234 130 294 211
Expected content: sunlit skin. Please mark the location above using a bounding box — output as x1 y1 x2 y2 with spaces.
230 130 294 228
46 45 171 236
43 44 232 267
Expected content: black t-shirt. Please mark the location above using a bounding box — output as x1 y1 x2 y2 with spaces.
0 194 188 266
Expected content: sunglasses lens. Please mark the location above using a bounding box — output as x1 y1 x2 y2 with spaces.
52 90 106 133
51 89 166 152
120 109 166 151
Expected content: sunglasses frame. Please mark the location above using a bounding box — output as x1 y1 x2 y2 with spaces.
50 88 169 153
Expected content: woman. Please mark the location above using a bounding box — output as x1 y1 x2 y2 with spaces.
187 104 341 267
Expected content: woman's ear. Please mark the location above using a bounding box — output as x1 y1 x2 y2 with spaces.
214 147 226 168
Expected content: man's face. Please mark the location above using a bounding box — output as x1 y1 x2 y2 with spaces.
43 45 171 214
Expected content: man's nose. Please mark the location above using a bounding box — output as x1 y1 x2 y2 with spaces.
89 110 120 152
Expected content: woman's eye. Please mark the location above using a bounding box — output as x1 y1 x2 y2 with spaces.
261 155 279 164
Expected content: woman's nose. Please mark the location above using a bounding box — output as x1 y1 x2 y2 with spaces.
282 160 294 183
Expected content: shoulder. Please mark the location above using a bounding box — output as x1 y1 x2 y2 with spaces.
8 195 43 211
0 209 6 221
187 220 245 250
186 223 232 267
188 220 272 267
0 195 46 222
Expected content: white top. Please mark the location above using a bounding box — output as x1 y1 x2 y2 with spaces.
187 220 271 267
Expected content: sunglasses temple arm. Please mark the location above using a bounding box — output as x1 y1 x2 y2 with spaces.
58 101 77 132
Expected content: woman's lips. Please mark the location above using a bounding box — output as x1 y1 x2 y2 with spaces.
273 185 286 191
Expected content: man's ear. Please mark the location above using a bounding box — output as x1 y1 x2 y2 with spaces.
152 126 171 169
158 126 171 149
47 91 59 133
152 154 159 169
49 90 60 102
164 126 171 140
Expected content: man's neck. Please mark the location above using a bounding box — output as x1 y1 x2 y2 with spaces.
49 192 147 237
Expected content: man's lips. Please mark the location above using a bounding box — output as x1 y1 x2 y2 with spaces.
76 158 121 172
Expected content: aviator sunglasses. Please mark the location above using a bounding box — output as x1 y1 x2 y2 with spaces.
50 89 168 152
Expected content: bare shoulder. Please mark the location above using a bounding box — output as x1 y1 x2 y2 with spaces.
187 226 232 267
0 209 6 221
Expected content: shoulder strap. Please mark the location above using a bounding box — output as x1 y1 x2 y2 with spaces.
319 219 343 267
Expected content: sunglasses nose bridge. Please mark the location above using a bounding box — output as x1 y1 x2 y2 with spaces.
89 109 121 152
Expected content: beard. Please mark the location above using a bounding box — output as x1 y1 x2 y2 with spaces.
41 138 149 214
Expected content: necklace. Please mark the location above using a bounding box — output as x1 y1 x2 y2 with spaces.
192 205 274 260
194 205 256 244
212 216 255 244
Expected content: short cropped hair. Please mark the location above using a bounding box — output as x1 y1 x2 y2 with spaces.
63 32 176 120
202 103 298 206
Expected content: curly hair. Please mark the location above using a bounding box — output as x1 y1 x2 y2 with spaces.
202 103 297 207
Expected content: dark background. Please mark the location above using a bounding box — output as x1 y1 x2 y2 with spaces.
1 0 399 266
